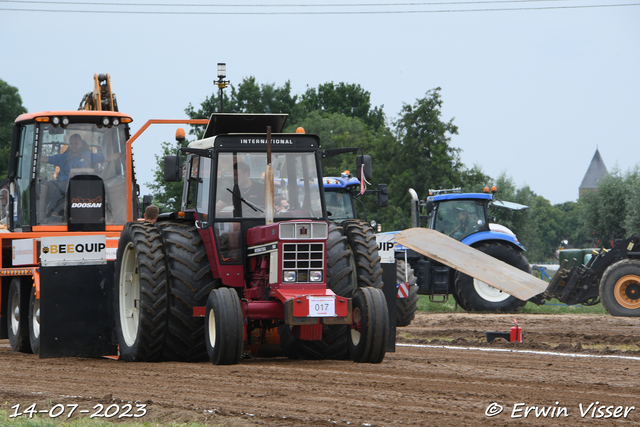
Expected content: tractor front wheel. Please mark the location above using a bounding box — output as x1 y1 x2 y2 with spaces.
7 278 31 353
454 242 529 312
29 286 40 355
600 259 640 317
348 287 389 363
205 287 244 365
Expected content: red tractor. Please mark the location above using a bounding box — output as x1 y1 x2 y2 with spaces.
114 114 390 365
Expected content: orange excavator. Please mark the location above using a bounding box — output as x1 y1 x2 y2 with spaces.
0 74 206 358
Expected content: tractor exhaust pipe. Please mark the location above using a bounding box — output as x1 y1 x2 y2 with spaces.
265 126 274 224
409 188 419 228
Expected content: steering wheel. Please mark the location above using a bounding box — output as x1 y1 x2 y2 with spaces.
61 155 92 178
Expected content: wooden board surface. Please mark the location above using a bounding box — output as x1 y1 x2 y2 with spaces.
394 228 548 300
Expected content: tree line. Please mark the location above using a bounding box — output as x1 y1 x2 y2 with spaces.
1 77 636 263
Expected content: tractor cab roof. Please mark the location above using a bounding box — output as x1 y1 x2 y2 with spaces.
189 113 319 151
429 192 529 211
203 113 288 138
322 173 360 190
15 110 133 124
429 193 493 203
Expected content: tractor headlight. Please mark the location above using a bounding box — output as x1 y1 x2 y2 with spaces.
112 118 120 126
309 271 323 282
283 271 296 282
61 116 70 127
51 116 60 126
102 117 110 127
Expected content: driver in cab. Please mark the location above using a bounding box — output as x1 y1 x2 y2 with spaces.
42 133 121 180
216 161 264 216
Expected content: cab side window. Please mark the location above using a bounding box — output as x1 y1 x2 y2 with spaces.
15 125 35 228
196 156 212 222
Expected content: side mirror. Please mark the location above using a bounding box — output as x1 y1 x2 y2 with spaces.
142 194 152 214
377 183 388 207
356 155 372 182
425 200 434 214
164 155 183 182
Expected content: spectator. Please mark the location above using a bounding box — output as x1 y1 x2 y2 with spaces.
144 205 159 224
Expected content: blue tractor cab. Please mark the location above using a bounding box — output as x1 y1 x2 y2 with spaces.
390 187 533 313
323 172 361 221
427 191 525 250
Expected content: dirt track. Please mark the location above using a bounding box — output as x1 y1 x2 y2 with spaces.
2 312 640 426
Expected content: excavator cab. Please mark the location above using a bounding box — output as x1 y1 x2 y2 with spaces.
6 111 132 231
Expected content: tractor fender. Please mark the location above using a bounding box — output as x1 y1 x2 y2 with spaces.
461 231 526 251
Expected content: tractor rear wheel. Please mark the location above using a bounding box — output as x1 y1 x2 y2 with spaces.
342 220 383 290
348 286 389 363
454 242 529 312
7 278 31 353
396 260 419 327
205 287 244 365
157 222 215 362
114 222 168 362
279 222 356 360
600 259 640 317
29 286 40 355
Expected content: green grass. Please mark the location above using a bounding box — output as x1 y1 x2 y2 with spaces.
416 295 608 315
0 410 219 427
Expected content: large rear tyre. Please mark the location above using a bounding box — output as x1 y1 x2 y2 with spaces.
454 242 529 312
342 220 383 290
7 278 31 353
205 287 244 365
349 287 389 363
600 259 640 317
396 260 418 327
29 286 40 356
157 222 215 362
279 222 356 360
114 222 168 362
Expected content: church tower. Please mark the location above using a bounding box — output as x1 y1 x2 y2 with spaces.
579 149 608 198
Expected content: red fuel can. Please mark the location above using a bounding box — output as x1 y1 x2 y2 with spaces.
510 319 522 342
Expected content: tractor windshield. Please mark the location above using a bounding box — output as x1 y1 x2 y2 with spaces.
37 123 127 225
214 151 323 220
325 191 356 220
432 199 488 241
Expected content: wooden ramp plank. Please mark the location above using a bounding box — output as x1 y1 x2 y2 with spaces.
394 228 548 300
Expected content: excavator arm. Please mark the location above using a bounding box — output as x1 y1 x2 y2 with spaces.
78 73 118 112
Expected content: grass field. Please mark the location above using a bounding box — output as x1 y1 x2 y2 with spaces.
0 410 215 427
416 295 608 314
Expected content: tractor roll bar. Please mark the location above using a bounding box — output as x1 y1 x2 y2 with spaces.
125 119 209 221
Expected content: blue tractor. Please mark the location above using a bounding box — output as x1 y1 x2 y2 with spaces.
393 187 533 313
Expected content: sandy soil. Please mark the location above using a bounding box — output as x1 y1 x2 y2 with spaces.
2 312 640 426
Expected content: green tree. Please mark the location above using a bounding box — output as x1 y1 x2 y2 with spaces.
299 82 385 131
288 111 374 175
0 79 27 178
624 166 640 235
488 173 533 247
486 173 573 262
378 88 462 230
555 200 589 249
579 168 627 247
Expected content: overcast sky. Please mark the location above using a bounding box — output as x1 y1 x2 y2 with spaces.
2 0 638 205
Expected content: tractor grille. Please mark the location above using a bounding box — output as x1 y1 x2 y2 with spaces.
282 243 324 283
